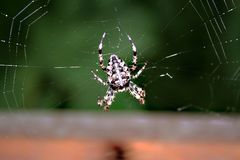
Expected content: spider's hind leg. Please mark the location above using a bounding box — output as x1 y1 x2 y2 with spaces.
98 88 115 111
128 81 145 104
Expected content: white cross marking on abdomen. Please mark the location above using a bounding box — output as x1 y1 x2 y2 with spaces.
114 63 124 86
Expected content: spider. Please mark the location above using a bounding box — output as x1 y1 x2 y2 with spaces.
91 32 147 111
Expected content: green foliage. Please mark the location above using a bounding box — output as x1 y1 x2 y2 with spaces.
0 0 239 112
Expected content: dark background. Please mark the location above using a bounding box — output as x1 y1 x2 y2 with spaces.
0 0 240 112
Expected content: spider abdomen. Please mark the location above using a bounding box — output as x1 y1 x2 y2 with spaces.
107 54 130 91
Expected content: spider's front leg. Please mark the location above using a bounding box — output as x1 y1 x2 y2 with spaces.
98 32 107 71
128 81 145 104
127 35 138 71
98 88 115 111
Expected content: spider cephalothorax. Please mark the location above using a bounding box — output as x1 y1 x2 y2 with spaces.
92 32 147 111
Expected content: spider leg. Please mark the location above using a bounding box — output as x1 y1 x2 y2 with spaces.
91 71 108 86
98 32 107 71
132 62 147 79
98 88 115 111
128 81 145 105
127 34 137 71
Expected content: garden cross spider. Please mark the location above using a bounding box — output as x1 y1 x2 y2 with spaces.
91 32 147 111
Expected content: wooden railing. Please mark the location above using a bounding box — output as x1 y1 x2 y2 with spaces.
0 112 239 160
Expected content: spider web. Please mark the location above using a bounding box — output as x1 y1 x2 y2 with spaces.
0 0 240 112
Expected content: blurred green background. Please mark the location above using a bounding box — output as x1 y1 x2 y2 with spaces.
0 0 240 112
